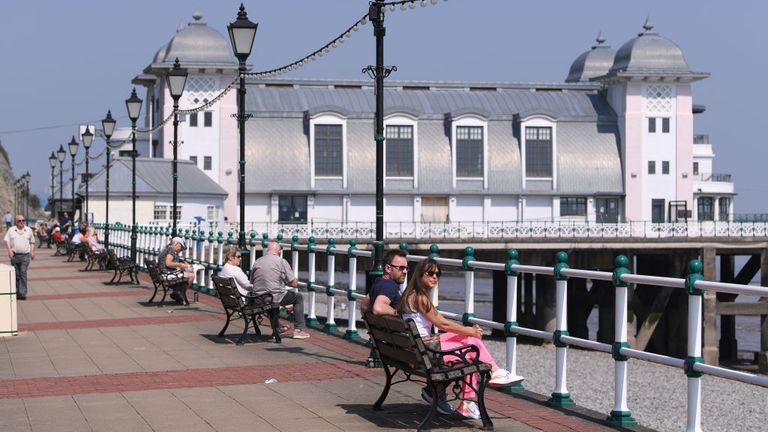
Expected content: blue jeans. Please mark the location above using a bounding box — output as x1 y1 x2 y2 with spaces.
11 253 30 297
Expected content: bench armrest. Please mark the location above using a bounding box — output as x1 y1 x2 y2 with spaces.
427 343 482 367
244 292 275 310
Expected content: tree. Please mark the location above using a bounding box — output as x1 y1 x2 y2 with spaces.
29 194 40 211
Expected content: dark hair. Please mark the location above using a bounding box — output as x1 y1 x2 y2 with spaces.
396 258 441 316
384 249 407 265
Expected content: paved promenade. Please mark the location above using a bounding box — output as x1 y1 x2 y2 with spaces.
0 251 633 431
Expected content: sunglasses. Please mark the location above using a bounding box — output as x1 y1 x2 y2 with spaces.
424 270 442 278
234 255 242 259
15 220 24 223
387 264 408 272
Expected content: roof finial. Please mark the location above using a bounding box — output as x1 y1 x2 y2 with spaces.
177 20 184 32
642 16 654 33
192 10 203 21
595 30 606 45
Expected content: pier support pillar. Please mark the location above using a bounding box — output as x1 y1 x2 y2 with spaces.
718 255 738 362
537 273 556 344
702 247 719 365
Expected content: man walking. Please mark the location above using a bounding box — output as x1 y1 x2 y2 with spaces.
250 242 310 339
4 214 34 300
3 212 11 230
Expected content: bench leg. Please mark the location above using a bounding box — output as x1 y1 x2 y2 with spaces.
218 310 233 337
251 314 262 336
418 381 441 431
269 309 282 344
373 364 394 411
236 314 250 345
476 371 494 431
110 268 119 284
148 283 159 303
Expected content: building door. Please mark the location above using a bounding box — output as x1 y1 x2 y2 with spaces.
421 197 449 222
596 198 619 223
651 199 665 223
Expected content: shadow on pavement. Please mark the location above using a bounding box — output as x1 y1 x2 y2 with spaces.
338 402 479 430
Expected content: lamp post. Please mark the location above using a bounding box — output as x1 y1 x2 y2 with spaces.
365 0 396 281
23 172 30 219
228 3 258 272
166 58 188 238
101 110 116 248
13 178 20 215
125 88 143 264
81 126 94 223
56 145 66 221
48 152 56 218
68 136 79 225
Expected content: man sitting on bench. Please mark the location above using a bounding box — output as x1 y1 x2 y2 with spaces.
158 237 194 305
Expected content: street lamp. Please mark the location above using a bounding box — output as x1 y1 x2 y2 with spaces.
68 136 79 225
56 144 66 223
166 57 188 238
101 110 116 249
48 152 56 218
81 126 94 223
227 3 258 272
125 88 143 264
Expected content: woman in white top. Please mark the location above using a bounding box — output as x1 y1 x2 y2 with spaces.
397 258 523 419
218 245 253 297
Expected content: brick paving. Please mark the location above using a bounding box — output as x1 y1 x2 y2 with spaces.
0 252 630 431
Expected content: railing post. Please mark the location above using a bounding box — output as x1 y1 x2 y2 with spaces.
549 251 574 407
190 229 200 290
324 238 337 333
206 230 215 293
216 231 224 276
462 246 476 326
428 244 440 308
345 239 360 339
291 235 300 280
261 232 269 257
685 259 705 432
399 242 409 292
248 232 258 270
306 236 319 327
609 255 638 426
503 249 524 392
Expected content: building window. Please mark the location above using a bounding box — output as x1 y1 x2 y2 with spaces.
719 198 730 221
648 118 656 133
190 156 198 166
204 111 212 127
172 206 182 222
648 161 656 175
203 156 212 171
662 117 670 133
693 162 699 176
525 126 553 178
189 112 198 127
662 161 670 175
560 197 587 217
456 126 483 178
278 196 307 223
385 125 414 177
153 205 167 221
314 124 343 177
207 206 219 222
698 197 714 221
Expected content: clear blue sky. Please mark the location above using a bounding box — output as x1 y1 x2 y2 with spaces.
0 0 765 213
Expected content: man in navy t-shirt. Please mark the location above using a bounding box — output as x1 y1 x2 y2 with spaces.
361 249 408 316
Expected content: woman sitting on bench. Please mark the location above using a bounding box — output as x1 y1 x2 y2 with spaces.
396 258 523 420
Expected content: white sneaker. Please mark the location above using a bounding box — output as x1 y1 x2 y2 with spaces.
489 369 524 386
456 401 480 420
292 329 311 339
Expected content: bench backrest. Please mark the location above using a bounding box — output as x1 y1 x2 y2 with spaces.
144 258 161 282
212 275 245 311
363 312 434 373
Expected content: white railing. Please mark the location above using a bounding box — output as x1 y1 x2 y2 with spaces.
149 220 768 241
96 223 768 431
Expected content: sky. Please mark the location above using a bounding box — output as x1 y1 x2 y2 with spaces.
0 0 766 214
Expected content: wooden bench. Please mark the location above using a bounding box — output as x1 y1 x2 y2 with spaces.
211 275 282 345
106 249 139 284
54 237 69 256
363 312 493 431
82 242 108 271
144 258 187 305
67 241 85 262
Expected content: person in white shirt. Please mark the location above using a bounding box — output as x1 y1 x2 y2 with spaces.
217 245 253 297
4 214 35 300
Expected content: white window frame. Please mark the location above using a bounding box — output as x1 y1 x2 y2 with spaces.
384 114 418 188
451 115 488 189
207 205 219 222
309 113 347 188
520 115 557 185
153 204 168 221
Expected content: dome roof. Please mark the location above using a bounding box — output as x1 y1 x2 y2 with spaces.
565 31 616 83
150 11 238 70
602 18 707 80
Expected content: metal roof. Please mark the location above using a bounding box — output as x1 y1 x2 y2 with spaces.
566 32 617 83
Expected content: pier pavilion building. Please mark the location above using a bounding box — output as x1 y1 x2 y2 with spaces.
85 13 734 229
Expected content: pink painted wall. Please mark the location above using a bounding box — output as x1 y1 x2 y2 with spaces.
675 85 694 211
623 82 644 221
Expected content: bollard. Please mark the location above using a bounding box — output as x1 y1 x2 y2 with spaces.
685 259 705 432
306 236 319 326
345 239 360 339
549 251 575 407
503 249 524 392
324 238 337 333
609 255 637 425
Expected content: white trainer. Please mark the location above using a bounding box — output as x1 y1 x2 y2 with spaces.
489 369 524 386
